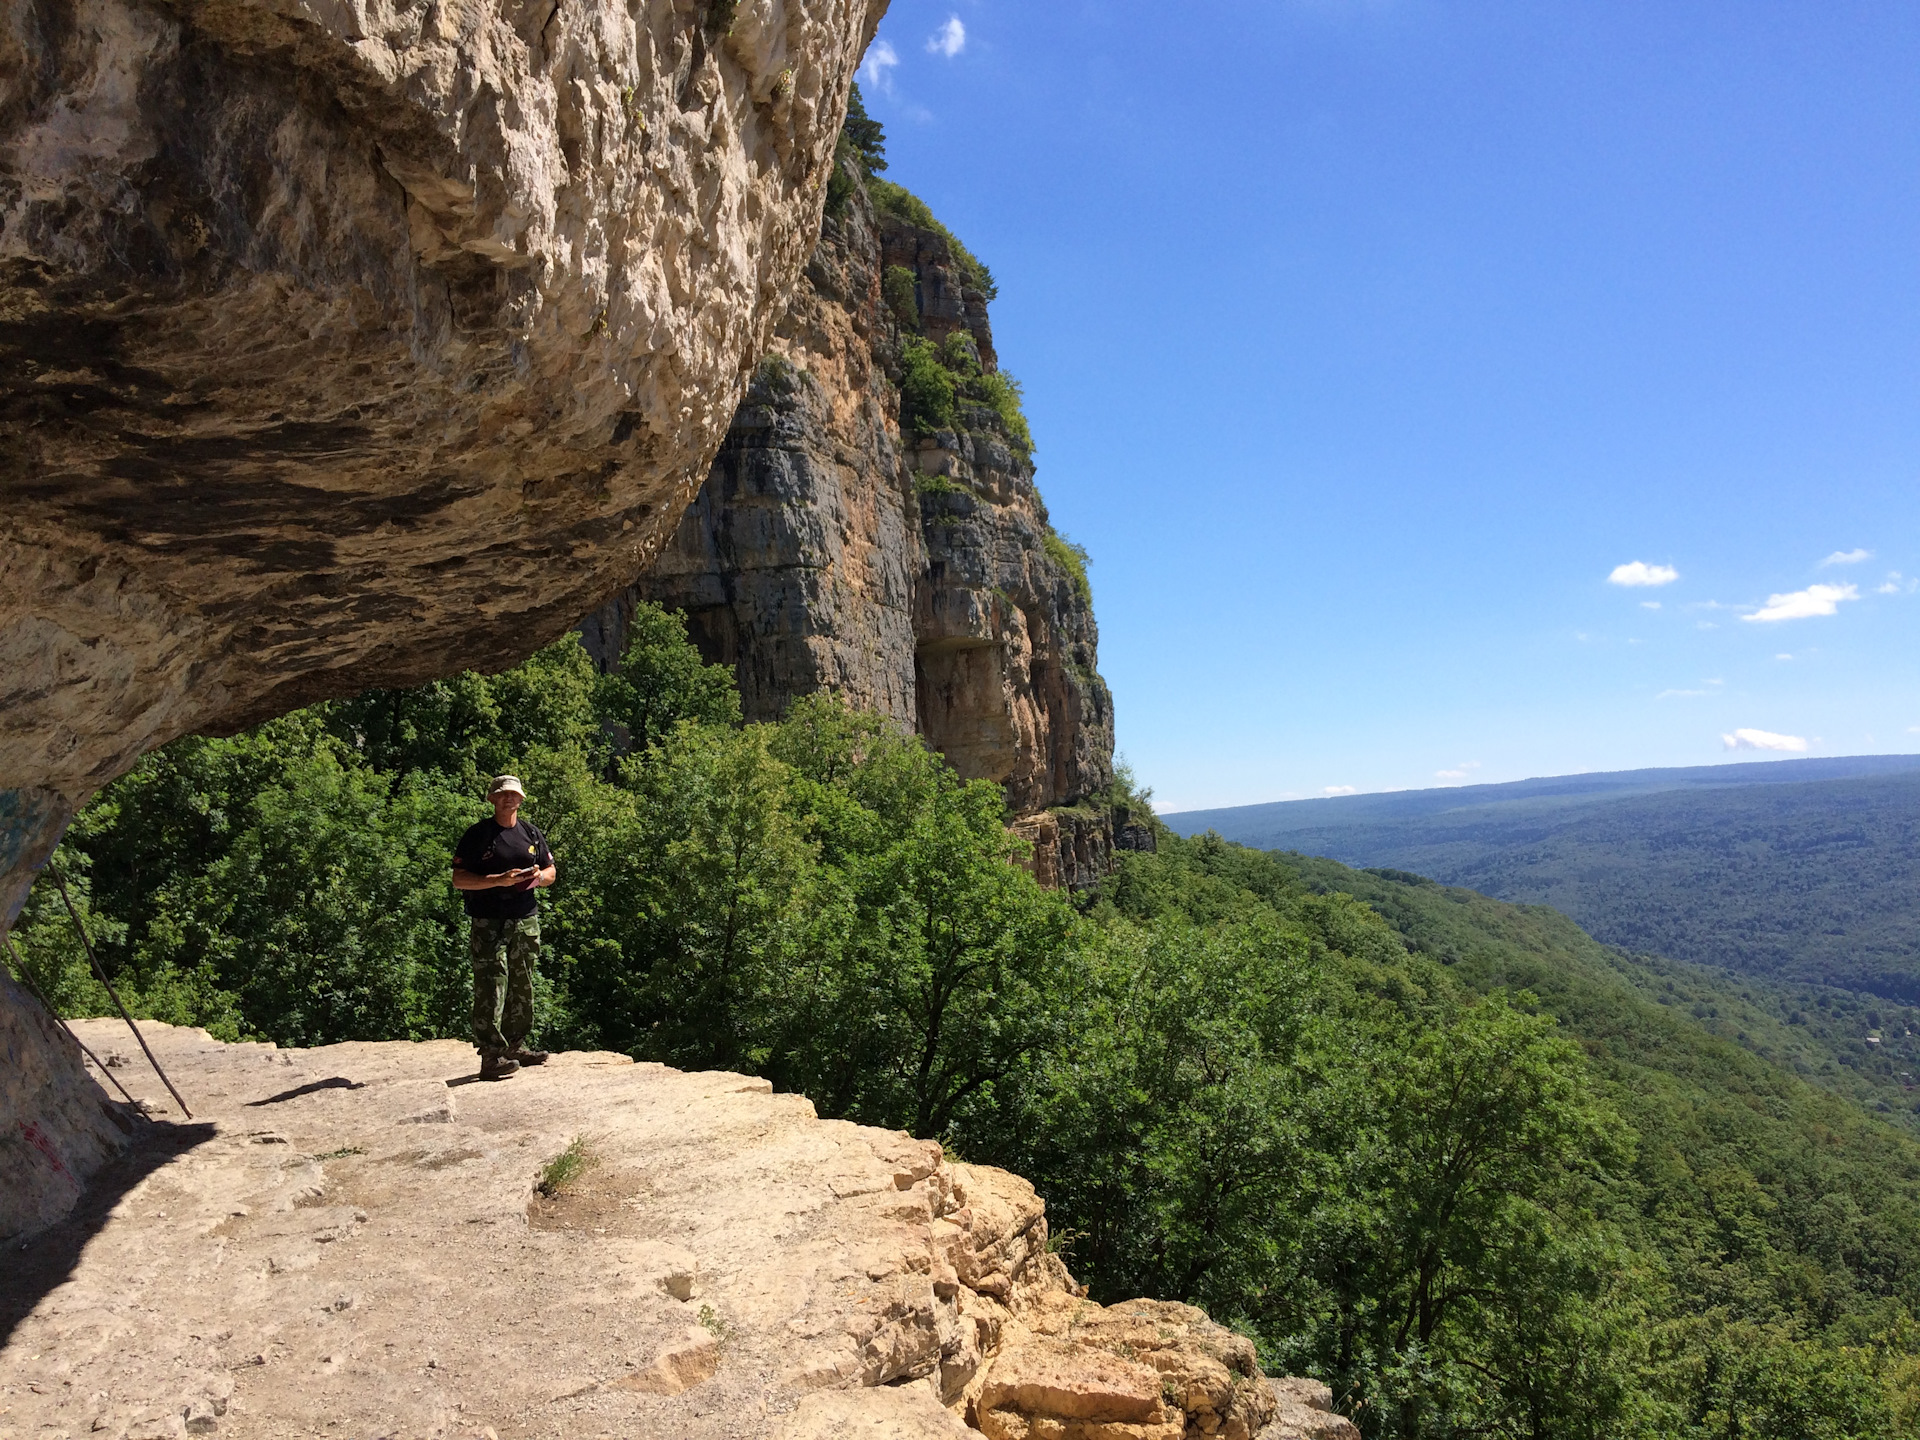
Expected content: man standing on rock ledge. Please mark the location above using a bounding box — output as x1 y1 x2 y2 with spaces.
451 775 556 1080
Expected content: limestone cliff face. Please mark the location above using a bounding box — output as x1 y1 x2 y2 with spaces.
615 184 921 724
0 0 887 926
610 169 1124 869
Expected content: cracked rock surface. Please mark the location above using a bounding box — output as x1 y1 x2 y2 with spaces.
0 0 885 921
0 1022 1324 1440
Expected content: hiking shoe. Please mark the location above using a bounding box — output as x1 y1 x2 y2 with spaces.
508 1047 549 1066
478 1054 520 1080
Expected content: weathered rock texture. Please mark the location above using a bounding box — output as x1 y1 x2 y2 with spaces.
0 0 887 927
1264 1379 1362 1440
0 1023 1330 1439
592 169 1132 877
0 966 135 1243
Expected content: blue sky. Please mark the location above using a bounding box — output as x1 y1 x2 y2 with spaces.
855 1 1920 812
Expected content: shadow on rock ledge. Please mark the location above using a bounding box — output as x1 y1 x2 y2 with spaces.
0 1023 1350 1440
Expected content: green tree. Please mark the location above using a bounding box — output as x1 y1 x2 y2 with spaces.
594 602 741 761
900 337 957 435
620 723 814 1072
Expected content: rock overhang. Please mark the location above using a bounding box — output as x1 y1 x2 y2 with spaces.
0 0 888 920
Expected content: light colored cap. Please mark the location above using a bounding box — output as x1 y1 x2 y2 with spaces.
487 774 526 799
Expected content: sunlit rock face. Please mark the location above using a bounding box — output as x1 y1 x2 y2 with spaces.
603 172 1121 877
0 0 887 924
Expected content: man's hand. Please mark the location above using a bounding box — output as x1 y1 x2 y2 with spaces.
452 865 536 892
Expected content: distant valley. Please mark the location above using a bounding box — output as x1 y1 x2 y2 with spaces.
1166 755 1920 1002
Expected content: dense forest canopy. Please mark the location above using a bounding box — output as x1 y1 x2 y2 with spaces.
1169 763 1920 1006
13 606 1920 1439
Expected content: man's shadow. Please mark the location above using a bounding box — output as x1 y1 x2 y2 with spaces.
2 1118 216 1347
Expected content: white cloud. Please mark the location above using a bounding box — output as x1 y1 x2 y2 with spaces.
1775 653 1793 661
1878 571 1914 595
1434 761 1482 781
1742 582 1858 623
926 15 965 57
859 38 900 93
1722 728 1809 753
1658 678 1723 699
1609 561 1679 587
1640 601 1662 610
1822 549 1873 566
1323 785 1358 797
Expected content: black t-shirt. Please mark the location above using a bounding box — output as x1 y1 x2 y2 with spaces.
453 818 553 920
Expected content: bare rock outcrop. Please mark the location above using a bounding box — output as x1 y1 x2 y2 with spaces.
0 966 134 1243
0 1023 1333 1439
605 182 920 724
1262 1379 1362 1440
0 0 886 924
595 164 1128 878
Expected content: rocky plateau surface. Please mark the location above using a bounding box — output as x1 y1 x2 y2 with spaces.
0 0 884 924
1 1021 1356 1440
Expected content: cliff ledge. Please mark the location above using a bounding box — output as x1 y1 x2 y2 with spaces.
0 1022 1355 1440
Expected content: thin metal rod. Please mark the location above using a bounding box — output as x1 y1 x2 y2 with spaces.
3 935 148 1115
51 871 194 1120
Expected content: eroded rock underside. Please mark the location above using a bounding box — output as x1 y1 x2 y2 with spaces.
0 1025 1354 1440
0 0 886 924
588 168 1137 884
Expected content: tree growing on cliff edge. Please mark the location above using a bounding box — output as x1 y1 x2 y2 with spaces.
842 83 887 174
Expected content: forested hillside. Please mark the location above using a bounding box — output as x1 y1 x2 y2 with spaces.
12 610 1920 1437
1168 761 1920 1002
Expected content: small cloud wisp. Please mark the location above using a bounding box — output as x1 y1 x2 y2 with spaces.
1722 728 1809 753
1609 561 1679 588
926 16 965 57
1822 549 1873 566
859 38 900 93
1323 785 1358 797
1743 583 1858 623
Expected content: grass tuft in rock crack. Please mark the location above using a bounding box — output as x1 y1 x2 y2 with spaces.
536 1135 598 1197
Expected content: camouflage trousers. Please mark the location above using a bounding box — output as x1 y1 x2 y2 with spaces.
470 916 539 1057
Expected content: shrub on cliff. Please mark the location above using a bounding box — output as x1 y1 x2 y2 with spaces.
899 337 958 434
1044 529 1092 604
868 178 999 301
883 264 920 331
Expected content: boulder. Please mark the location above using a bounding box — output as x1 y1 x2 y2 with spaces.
1260 1377 1361 1440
